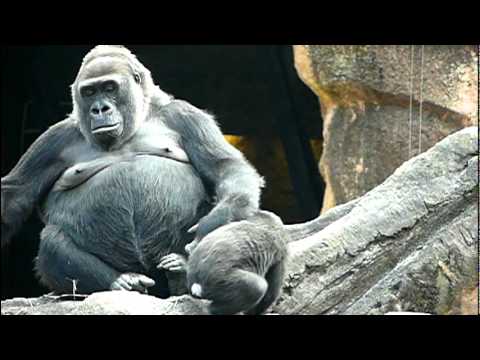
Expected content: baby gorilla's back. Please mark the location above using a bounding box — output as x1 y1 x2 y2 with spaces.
186 211 289 315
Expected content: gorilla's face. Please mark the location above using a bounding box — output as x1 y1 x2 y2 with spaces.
74 56 147 149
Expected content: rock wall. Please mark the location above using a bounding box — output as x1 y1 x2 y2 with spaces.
294 45 478 212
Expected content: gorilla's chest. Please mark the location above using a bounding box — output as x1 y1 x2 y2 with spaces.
41 133 210 258
45 154 207 216
53 125 196 196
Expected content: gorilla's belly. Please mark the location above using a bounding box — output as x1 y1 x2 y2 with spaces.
43 156 210 270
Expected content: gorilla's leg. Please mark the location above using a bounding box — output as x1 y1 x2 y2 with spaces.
245 261 286 315
208 269 268 315
35 225 154 294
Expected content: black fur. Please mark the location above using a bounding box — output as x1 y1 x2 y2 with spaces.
186 211 289 315
1 45 264 298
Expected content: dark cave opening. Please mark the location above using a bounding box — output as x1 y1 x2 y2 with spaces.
1 45 324 300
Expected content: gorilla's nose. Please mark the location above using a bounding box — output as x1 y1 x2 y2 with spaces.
90 101 112 116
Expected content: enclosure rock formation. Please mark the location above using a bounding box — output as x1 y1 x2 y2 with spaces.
275 126 478 315
2 127 477 315
294 45 478 212
1 292 209 315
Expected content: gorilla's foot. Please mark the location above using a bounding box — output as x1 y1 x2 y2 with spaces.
110 273 156 293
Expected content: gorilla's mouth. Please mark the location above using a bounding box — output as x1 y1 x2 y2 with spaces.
92 123 121 134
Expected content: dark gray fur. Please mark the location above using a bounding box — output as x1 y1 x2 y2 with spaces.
53 145 190 192
1 45 264 298
186 211 289 315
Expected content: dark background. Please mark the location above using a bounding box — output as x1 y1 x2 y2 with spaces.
1 45 325 300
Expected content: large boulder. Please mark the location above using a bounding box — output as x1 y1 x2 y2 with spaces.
294 45 478 211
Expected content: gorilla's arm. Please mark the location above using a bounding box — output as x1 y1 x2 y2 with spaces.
162 100 264 241
1 120 79 246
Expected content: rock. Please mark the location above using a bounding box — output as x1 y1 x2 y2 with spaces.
1 292 210 315
294 45 478 211
274 127 478 315
385 312 431 315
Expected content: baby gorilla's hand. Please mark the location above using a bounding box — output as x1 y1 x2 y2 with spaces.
158 253 187 273
185 239 200 256
110 273 156 294
187 206 232 241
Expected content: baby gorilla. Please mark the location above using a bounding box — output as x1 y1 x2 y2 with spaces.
185 211 289 315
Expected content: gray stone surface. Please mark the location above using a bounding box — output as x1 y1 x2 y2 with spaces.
1 292 210 315
295 45 478 123
294 45 478 211
273 126 478 315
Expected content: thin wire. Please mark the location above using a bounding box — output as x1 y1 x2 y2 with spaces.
418 45 425 155
408 45 415 159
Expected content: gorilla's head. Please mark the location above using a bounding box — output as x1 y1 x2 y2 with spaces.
71 45 170 150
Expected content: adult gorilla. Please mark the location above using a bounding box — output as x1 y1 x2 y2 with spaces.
1 45 264 298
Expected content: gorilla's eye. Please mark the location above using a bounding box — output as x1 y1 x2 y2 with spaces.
134 73 142 84
103 81 118 93
81 87 96 98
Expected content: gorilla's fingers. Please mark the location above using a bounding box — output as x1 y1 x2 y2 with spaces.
158 260 174 269
185 240 199 255
157 254 187 272
111 273 154 292
124 274 155 292
168 266 183 272
163 260 183 268
187 224 199 234
121 284 133 291
138 275 155 288
160 253 178 261
158 254 182 267
160 257 181 267
111 278 132 291
158 255 175 268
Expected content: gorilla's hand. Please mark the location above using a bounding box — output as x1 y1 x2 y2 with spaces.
110 273 156 294
185 239 200 256
186 197 256 255
158 253 187 273
187 205 233 242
